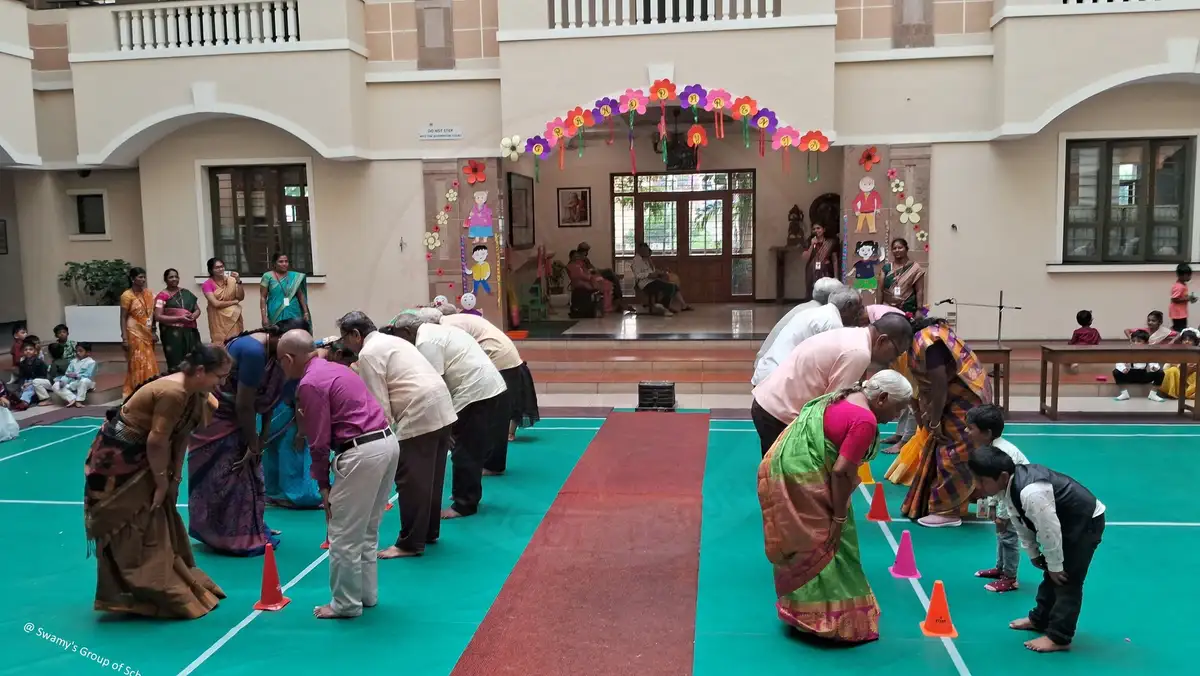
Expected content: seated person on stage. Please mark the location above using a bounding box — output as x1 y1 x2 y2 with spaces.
576 242 623 311
1154 328 1199 402
51 342 97 408
1112 329 1163 402
44 324 76 379
968 446 1105 654
15 337 51 407
566 249 613 313
1126 310 1175 345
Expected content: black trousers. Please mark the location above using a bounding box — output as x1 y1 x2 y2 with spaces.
483 374 517 473
1173 317 1189 331
450 393 505 515
750 399 788 457
392 425 452 553
1112 368 1164 386
642 279 677 308
1028 513 1105 645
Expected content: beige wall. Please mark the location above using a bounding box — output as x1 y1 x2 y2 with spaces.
931 82 1200 340
0 171 25 323
0 2 38 165
137 118 428 341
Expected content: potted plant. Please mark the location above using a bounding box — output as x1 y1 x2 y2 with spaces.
548 260 569 295
59 259 132 342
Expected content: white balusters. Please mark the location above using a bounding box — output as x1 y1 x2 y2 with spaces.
111 1 304 51
273 1 287 42
153 9 166 48
116 11 132 50
165 8 179 48
548 0 780 26
284 1 299 42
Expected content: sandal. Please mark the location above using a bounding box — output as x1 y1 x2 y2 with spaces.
985 577 1019 593
975 567 1004 579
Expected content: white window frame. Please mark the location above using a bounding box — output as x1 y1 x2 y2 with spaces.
66 189 111 242
192 156 325 283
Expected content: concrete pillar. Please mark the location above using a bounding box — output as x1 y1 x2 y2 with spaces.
13 171 70 336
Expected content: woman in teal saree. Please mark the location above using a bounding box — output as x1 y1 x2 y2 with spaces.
259 253 310 326
757 370 911 642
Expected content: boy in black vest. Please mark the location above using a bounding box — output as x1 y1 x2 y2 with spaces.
967 446 1106 653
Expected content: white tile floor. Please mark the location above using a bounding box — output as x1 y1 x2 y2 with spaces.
563 303 791 338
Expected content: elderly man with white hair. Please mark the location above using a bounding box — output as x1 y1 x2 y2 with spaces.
384 310 507 519
755 278 846 374
751 289 867 386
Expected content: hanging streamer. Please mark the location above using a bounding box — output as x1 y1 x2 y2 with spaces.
686 124 708 171
619 89 648 176
799 130 831 184
732 96 757 150
650 79 676 166
752 109 777 159
706 89 730 140
771 127 799 175
545 117 569 171
460 234 470 298
524 136 550 183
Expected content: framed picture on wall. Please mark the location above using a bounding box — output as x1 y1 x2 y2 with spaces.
557 187 591 227
0 219 7 255
508 173 535 250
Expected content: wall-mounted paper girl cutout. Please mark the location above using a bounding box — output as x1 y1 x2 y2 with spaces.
432 295 449 307
465 191 494 242
852 241 882 292
460 292 482 316
465 245 492 295
854 176 881 234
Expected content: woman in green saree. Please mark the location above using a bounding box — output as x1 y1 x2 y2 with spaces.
259 253 310 326
758 370 912 642
154 269 203 372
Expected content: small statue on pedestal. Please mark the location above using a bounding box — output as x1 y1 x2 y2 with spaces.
786 205 806 246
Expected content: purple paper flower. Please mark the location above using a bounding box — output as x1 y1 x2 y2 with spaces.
752 108 778 135
525 135 552 160
680 84 708 111
593 97 620 121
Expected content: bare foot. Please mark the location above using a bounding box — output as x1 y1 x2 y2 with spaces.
1025 636 1069 653
440 508 467 519
482 469 503 476
270 529 282 536
1009 617 1037 631
508 434 516 442
313 604 354 620
378 545 421 559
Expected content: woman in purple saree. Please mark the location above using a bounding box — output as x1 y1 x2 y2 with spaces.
187 319 306 556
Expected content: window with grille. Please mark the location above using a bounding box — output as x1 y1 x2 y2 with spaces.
208 164 314 276
1063 138 1193 263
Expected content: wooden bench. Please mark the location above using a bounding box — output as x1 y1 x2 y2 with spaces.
973 345 1011 412
1038 344 1200 420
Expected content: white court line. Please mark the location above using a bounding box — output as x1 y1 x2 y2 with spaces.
175 491 398 676
525 426 603 431
0 428 97 463
29 424 101 430
857 484 971 676
0 500 190 507
708 429 1200 438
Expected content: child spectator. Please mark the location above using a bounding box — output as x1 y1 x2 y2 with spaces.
51 342 97 407
1066 310 1100 374
1126 310 1175 345
1154 328 1200 402
15 337 51 406
967 404 1030 593
968 446 1105 653
9 323 26 373
1169 263 1196 332
44 324 75 378
1113 329 1163 401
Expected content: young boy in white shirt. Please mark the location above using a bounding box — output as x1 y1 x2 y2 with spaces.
1113 329 1164 401
51 342 97 407
966 404 1029 593
968 446 1106 653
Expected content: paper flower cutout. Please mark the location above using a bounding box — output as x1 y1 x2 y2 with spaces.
859 146 880 172
887 168 898 180
525 135 551 159
686 124 708 147
424 231 441 250
443 204 452 213
681 84 707 111
452 180 460 189
705 88 731 112
731 96 758 120
890 179 905 193
799 130 830 152
771 126 800 150
446 189 458 203
915 230 929 242
593 97 618 121
545 118 569 147
619 88 648 115
432 225 439 233
752 108 778 135
436 268 444 276
463 160 486 185
897 196 923 224
436 211 449 226
650 79 677 103
500 135 522 161
566 106 595 134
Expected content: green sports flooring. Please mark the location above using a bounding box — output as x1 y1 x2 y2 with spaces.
2 417 1196 675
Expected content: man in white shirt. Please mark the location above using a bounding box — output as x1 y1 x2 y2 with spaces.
386 312 507 519
755 278 846 373
336 312 457 558
751 290 866 385
968 446 1106 654
441 310 541 469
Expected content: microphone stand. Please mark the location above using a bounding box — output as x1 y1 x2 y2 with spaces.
937 291 1022 345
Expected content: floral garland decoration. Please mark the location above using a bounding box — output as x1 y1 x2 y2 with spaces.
888 167 928 253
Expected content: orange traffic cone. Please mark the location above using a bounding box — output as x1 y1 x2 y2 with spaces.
253 542 291 611
384 501 394 512
918 580 958 638
858 462 875 485
866 482 891 522
320 538 329 550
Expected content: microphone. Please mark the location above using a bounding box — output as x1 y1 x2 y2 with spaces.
935 298 955 306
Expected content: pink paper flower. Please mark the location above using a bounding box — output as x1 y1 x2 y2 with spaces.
705 88 731 112
771 126 800 151
545 117 569 147
619 88 648 115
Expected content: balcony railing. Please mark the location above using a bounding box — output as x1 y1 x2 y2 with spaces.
549 0 781 29
113 1 300 51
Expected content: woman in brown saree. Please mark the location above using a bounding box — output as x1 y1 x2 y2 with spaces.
805 223 839 300
85 343 232 619
202 258 245 344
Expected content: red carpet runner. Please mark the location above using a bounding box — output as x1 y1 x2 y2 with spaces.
452 412 711 676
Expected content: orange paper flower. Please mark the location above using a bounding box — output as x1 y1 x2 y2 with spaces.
566 106 595 134
686 124 708 148
799 130 830 152
859 146 880 171
650 79 677 103
731 96 758 121
463 159 486 185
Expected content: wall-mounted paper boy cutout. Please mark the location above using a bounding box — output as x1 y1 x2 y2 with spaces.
854 176 881 234
465 245 492 295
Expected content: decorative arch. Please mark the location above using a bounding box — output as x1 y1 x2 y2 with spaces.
0 134 42 166
77 102 362 166
498 79 835 179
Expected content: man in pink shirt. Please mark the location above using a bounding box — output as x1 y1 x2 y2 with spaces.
750 314 913 456
279 330 400 620
867 304 903 322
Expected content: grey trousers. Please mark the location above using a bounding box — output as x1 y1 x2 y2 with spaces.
895 406 917 440
996 522 1021 577
327 432 401 617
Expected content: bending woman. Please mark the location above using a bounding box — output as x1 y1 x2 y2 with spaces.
85 344 232 618
155 268 203 371
260 252 310 327
120 267 159 397
758 370 911 642
900 317 993 528
187 318 308 555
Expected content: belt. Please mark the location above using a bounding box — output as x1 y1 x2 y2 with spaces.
336 428 393 453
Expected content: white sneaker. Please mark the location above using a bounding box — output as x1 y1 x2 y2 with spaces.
1149 391 1166 402
1114 390 1130 401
